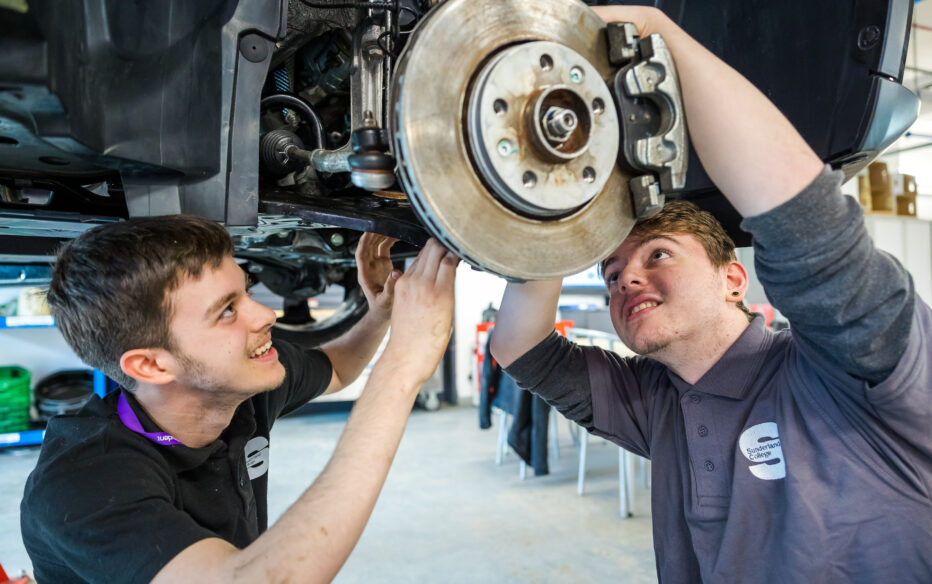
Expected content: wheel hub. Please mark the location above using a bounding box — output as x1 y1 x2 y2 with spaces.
466 41 618 219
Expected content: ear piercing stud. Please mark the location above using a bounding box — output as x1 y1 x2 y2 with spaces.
731 291 740 296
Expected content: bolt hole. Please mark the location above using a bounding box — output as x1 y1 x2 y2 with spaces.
582 167 596 183
592 98 605 115
38 156 70 166
0 136 18 146
522 171 538 189
493 99 508 115
540 54 553 71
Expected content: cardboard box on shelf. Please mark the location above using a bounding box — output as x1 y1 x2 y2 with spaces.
857 174 872 211
892 173 918 198
896 195 917 217
868 162 893 211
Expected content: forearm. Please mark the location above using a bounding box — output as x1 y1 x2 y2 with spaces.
594 6 823 216
319 309 390 392
490 279 562 367
151 356 421 584
230 356 419 583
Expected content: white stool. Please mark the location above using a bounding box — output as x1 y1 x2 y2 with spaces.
576 428 650 518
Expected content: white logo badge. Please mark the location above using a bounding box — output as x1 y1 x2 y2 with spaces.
245 436 270 480
739 422 785 480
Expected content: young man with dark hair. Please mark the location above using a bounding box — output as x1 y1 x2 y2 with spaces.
492 6 931 583
21 214 459 583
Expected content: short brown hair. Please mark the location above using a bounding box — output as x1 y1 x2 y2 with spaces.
605 200 752 321
47 215 234 389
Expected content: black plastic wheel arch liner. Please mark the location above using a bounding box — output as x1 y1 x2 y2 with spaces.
592 0 919 244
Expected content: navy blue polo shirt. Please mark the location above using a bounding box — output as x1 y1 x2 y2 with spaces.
20 340 331 584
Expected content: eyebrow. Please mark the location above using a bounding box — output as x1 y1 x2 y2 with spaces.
204 271 249 319
600 234 681 274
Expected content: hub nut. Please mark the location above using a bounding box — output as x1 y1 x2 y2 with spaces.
543 106 578 143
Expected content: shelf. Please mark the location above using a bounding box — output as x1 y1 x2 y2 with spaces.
0 315 55 328
0 429 45 448
0 368 108 450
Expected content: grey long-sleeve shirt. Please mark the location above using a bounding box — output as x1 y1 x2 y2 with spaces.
506 167 932 583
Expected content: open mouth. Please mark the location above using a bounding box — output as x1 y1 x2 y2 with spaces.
250 339 274 360
628 300 661 320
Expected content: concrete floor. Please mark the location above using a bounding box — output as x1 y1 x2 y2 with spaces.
0 404 656 583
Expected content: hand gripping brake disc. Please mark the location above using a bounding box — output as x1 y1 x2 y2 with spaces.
391 0 633 280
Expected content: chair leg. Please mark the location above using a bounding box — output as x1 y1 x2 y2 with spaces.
495 410 508 466
549 407 560 462
569 421 580 449
640 456 650 489
619 448 632 518
519 460 527 480
577 429 588 495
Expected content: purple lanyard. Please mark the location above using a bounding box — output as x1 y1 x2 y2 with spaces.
117 392 185 446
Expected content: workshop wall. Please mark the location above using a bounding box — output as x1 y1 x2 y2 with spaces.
453 264 506 401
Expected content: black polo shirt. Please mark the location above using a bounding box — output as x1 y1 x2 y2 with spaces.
20 340 331 584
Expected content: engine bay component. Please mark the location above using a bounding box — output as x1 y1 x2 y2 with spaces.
392 0 634 280
349 111 396 191
260 129 307 177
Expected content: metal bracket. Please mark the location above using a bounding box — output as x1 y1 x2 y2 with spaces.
607 22 688 219
629 175 664 220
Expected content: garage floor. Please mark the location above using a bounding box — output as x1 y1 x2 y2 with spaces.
0 404 656 583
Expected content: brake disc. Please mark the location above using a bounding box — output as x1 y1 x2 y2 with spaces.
392 0 633 280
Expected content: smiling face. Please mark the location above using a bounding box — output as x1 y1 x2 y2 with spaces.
165 256 285 396
602 232 735 358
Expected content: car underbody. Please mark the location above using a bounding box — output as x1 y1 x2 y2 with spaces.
0 0 919 343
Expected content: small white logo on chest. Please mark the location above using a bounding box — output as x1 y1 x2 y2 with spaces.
245 436 270 480
739 422 786 480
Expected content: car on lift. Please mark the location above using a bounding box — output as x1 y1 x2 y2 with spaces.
0 0 919 345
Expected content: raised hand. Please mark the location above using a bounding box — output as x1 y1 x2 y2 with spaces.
382 239 459 385
355 232 401 322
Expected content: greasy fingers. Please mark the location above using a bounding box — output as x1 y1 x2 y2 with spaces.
436 250 459 286
377 236 398 257
385 240 458 382
356 233 395 258
355 233 400 320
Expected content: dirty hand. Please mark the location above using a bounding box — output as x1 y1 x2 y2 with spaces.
382 239 459 385
355 232 401 322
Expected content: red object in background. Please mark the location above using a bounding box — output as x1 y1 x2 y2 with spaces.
475 320 573 394
554 320 573 337
0 563 31 584
748 303 775 328
475 321 495 395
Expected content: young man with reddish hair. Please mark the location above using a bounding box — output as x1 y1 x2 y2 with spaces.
492 6 931 582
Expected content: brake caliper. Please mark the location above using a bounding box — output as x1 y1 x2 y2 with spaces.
607 22 688 220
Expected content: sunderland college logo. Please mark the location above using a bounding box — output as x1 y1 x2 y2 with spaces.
739 422 786 480
245 436 270 480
